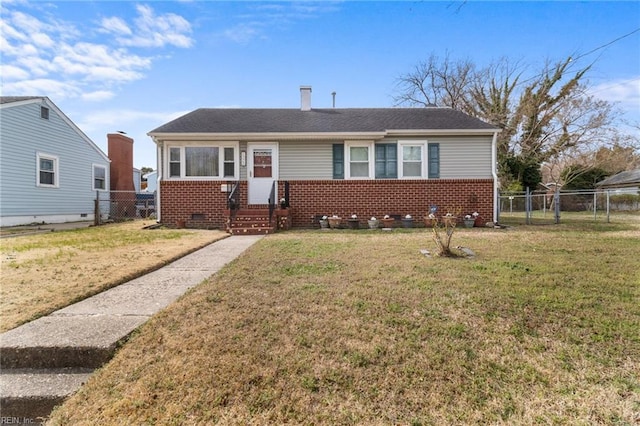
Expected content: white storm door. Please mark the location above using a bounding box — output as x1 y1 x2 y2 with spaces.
247 143 278 205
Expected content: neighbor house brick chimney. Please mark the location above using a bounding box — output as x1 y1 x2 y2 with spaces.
108 132 135 191
300 86 312 111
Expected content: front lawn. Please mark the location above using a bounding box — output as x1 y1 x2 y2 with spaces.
0 221 226 332
49 223 640 424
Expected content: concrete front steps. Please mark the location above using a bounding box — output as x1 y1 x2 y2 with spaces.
0 312 148 421
227 209 276 235
1 368 94 421
0 236 264 423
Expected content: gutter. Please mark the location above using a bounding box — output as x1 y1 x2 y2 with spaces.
147 128 498 142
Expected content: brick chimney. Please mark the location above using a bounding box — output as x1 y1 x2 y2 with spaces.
300 86 312 111
108 132 134 191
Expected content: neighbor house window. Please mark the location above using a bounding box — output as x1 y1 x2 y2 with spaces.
93 164 106 190
40 106 49 120
375 144 397 179
37 153 58 187
167 144 238 179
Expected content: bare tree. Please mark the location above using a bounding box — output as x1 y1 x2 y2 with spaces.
394 53 475 110
394 54 622 190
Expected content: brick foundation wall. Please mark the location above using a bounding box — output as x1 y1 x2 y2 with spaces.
160 180 244 229
282 179 494 228
160 179 493 229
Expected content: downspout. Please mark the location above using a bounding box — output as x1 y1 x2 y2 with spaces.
154 137 162 223
491 131 499 224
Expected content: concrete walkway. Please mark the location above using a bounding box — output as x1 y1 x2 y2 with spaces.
0 235 263 422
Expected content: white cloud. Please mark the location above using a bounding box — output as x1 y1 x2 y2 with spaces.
0 64 30 80
222 2 340 44
79 108 191 133
15 55 56 77
2 79 79 99
223 23 264 44
106 4 193 48
0 4 192 101
590 77 640 110
100 16 132 36
81 90 115 102
31 32 54 48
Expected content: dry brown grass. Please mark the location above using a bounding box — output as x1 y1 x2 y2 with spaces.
49 222 640 425
0 221 226 332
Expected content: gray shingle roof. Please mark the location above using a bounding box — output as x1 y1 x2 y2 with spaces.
596 169 640 187
0 96 44 104
150 108 497 134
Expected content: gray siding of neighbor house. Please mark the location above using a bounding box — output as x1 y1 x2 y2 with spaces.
276 136 493 180
0 100 110 222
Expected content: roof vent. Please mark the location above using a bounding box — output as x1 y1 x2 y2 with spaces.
300 86 312 111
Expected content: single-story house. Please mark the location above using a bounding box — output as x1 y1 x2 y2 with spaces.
0 96 111 227
148 86 500 231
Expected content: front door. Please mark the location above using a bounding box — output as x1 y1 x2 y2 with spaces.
247 143 278 205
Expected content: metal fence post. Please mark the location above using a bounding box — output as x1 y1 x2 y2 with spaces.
606 190 610 223
94 191 100 226
593 191 597 221
525 187 531 225
554 189 560 224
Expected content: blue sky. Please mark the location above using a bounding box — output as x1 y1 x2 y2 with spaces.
2 0 639 169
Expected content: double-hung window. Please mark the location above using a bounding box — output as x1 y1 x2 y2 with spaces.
37 153 58 187
93 164 107 190
345 142 374 179
168 144 238 179
349 146 369 178
399 143 424 178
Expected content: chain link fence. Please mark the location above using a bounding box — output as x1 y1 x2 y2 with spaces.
498 189 640 225
95 191 156 225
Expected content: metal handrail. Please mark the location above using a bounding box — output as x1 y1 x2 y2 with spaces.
227 182 240 219
268 181 276 224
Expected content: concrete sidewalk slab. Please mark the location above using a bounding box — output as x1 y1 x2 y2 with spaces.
0 235 263 420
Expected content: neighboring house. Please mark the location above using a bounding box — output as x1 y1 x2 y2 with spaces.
595 169 640 194
0 96 111 227
148 86 500 230
133 168 142 193
143 171 158 193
